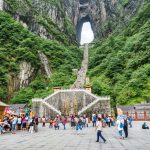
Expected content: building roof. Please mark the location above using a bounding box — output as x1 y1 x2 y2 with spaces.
117 106 134 111
9 104 27 110
117 103 150 111
0 101 9 107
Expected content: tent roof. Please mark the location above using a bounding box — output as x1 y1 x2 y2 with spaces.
0 101 9 107
9 104 27 110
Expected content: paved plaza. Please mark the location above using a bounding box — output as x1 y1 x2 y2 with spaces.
0 121 150 150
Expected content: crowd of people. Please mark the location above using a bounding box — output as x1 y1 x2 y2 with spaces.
1 111 150 145
0 113 39 134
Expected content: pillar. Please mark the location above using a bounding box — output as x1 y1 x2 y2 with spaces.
53 87 61 93
85 85 91 93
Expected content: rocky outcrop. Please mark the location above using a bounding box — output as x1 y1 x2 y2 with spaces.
3 0 76 44
0 0 3 10
76 0 144 41
38 51 52 78
19 62 34 88
3 0 143 42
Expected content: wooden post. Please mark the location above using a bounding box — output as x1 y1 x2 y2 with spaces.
135 112 137 121
144 111 146 120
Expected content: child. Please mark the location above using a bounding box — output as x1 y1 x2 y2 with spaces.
49 119 53 128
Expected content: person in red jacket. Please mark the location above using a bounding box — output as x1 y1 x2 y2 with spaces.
62 116 67 130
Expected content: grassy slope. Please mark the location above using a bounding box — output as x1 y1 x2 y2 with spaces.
89 0 150 106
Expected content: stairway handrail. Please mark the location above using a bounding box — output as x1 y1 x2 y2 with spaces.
78 97 110 115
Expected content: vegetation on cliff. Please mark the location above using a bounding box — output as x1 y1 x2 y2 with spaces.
89 0 150 106
0 11 82 104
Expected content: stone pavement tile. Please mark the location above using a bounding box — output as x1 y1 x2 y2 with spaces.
1 122 150 150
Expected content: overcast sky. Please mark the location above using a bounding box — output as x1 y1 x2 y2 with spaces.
80 22 94 45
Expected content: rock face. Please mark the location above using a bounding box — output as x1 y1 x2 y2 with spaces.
76 0 144 42
3 0 143 42
38 51 52 78
19 62 34 88
0 0 3 10
3 0 76 44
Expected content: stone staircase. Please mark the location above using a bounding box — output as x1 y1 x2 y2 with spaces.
32 98 61 116
71 43 89 89
78 96 110 115
42 101 61 115
32 89 110 117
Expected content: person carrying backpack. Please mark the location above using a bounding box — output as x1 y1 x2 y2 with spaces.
92 114 97 127
116 116 124 139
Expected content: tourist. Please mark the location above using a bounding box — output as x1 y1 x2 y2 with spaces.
34 115 39 132
54 118 59 130
82 116 86 128
49 119 53 128
17 116 22 130
0 119 4 134
96 118 106 143
123 116 128 138
105 116 108 126
98 113 101 119
85 116 89 127
142 122 149 129
116 116 124 139
11 115 18 134
128 116 133 128
108 116 111 127
29 117 34 133
3 117 11 132
71 115 76 129
42 116 46 127
111 117 115 126
62 116 67 130
22 115 27 131
76 116 82 134
92 114 97 127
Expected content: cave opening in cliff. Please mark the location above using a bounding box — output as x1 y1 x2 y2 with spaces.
77 15 94 45
80 22 94 45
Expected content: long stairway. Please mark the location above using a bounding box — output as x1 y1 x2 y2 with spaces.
71 43 89 89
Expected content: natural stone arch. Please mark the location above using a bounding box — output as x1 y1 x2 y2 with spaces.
76 15 94 43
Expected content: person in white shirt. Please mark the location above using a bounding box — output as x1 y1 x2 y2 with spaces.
116 116 124 139
12 115 18 134
17 116 22 130
96 118 106 143
86 117 89 127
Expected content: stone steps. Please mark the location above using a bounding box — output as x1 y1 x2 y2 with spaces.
78 96 110 115
71 43 89 89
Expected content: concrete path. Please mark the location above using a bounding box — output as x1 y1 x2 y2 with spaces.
0 121 150 150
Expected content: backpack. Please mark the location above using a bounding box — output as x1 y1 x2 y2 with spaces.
93 116 97 122
120 122 123 128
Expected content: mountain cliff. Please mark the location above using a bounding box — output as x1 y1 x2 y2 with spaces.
0 0 149 106
89 0 150 106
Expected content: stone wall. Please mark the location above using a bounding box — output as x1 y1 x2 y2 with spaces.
32 90 110 118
